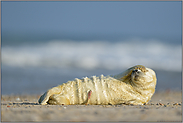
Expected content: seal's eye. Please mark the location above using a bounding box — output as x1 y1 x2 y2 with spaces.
132 69 141 73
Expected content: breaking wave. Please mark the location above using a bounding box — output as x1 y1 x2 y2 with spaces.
2 39 182 72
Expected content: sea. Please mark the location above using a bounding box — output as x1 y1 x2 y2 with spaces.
1 36 182 95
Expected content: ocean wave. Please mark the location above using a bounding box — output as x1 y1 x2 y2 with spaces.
2 39 181 72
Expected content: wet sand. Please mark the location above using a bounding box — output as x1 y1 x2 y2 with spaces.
1 90 182 122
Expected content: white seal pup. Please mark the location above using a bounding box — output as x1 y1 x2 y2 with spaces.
38 65 157 105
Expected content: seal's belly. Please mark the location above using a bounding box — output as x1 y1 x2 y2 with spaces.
65 75 114 105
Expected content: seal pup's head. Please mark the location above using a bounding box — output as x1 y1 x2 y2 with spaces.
130 65 156 84
114 65 157 98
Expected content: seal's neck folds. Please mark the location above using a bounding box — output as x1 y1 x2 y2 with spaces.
113 69 132 84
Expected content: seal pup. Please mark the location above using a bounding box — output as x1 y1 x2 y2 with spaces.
38 65 157 105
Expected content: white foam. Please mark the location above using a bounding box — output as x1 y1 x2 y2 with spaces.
2 39 181 72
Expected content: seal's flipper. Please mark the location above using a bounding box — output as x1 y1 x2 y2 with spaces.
38 86 62 105
82 90 92 105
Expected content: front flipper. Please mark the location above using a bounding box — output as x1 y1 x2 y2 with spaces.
81 90 92 105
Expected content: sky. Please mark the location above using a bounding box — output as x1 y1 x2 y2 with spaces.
1 1 182 42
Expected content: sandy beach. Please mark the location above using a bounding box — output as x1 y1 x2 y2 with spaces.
1 90 182 122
